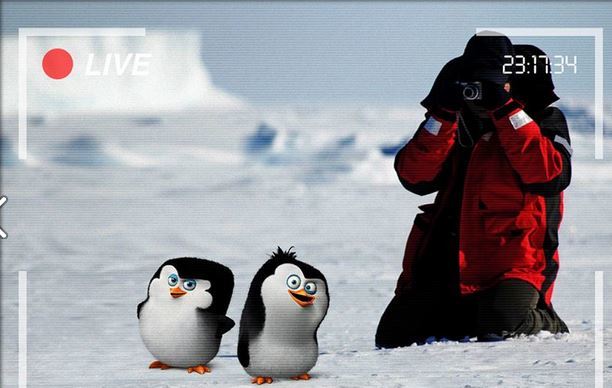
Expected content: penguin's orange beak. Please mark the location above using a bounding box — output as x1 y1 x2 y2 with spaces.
170 287 186 298
288 289 315 307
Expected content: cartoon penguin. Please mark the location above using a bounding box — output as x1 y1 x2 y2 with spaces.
238 247 329 384
138 257 235 374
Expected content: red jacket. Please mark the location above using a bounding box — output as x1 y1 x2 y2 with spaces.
394 99 572 306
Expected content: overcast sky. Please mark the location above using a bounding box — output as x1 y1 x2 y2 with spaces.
2 1 611 105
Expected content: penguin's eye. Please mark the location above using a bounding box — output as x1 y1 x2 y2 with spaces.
286 274 301 290
168 274 179 287
183 279 197 291
304 281 317 295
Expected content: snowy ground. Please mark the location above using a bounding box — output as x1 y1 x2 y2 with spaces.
1 106 611 387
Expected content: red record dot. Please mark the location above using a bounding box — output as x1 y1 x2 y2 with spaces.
42 48 73 79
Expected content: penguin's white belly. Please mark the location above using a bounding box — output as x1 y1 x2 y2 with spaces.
246 328 319 377
139 303 220 367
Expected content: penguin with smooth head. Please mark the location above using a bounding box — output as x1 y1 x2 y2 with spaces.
138 257 235 374
238 247 329 384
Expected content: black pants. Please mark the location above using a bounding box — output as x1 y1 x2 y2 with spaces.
375 279 568 348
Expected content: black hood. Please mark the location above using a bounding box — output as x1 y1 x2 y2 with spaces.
510 44 559 113
460 31 514 85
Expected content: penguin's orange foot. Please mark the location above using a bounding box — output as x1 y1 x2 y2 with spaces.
290 373 311 381
149 360 170 370
252 376 273 384
187 365 211 374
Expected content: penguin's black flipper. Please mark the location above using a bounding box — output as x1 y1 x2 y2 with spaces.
136 300 147 319
237 326 249 368
238 299 259 368
217 315 235 337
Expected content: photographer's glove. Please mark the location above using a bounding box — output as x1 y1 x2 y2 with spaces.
435 82 463 113
421 57 463 117
476 81 512 111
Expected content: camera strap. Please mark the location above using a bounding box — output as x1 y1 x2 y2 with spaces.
457 112 475 148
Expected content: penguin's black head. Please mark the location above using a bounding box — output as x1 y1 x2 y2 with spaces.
252 247 328 312
146 257 234 315
260 247 326 280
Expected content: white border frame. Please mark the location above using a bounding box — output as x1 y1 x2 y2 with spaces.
18 271 27 388
595 271 604 388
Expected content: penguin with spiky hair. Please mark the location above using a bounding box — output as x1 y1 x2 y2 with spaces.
138 257 235 374
238 247 329 384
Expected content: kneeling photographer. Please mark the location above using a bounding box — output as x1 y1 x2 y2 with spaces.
376 33 572 348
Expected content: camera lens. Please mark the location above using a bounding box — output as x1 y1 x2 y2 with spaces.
462 85 479 101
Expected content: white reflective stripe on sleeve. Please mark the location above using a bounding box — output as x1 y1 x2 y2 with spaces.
423 116 442 135
508 110 533 130
554 134 573 156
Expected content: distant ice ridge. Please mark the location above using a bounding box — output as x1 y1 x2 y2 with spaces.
557 99 612 134
1 30 245 115
240 120 399 184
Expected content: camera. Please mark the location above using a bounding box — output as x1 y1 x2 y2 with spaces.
456 81 482 101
